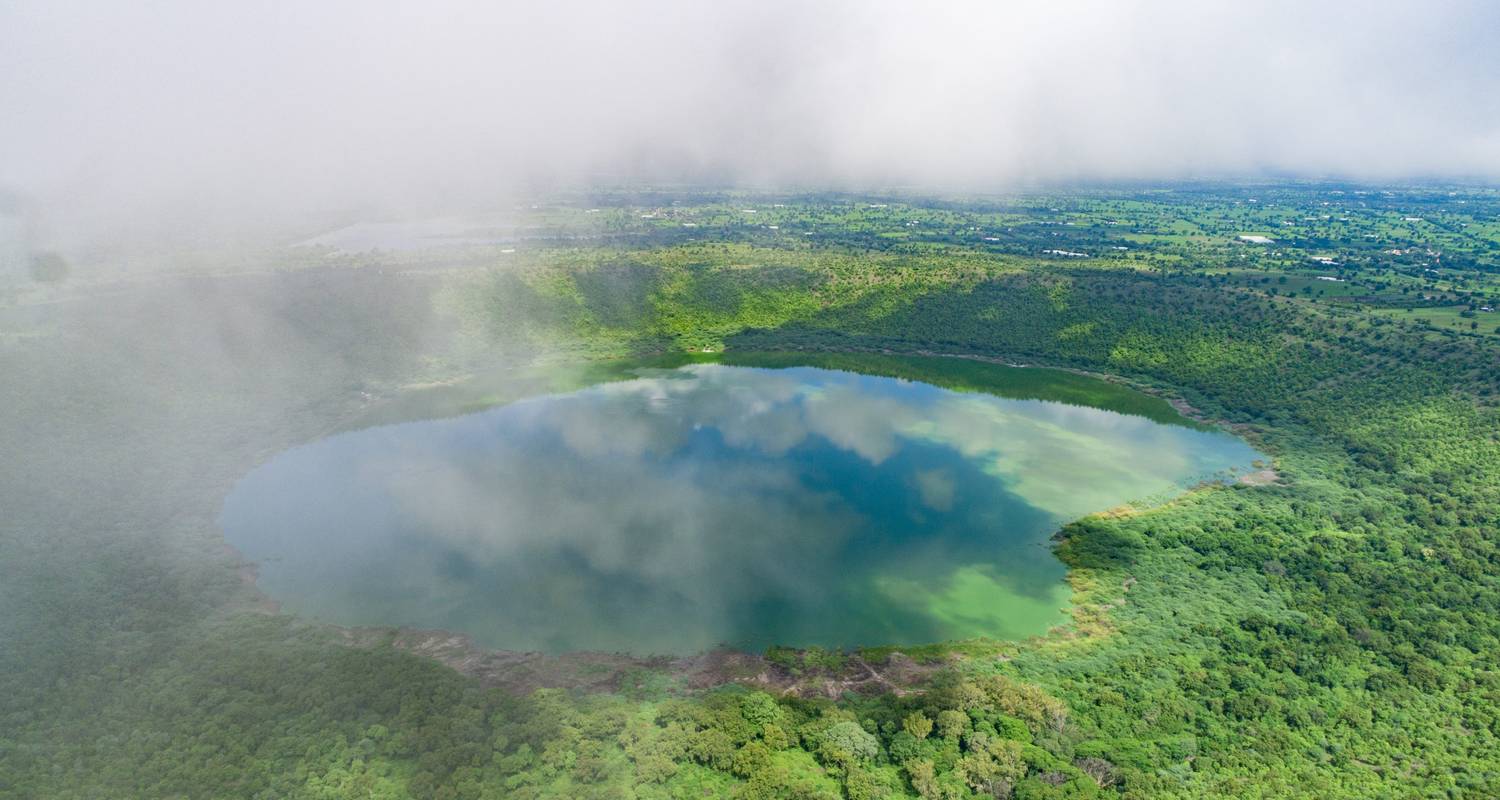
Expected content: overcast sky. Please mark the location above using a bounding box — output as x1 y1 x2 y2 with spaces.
3 0 1499 236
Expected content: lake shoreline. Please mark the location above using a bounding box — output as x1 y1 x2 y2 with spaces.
221 347 1270 695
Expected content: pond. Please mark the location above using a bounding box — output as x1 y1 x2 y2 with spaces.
221 356 1262 655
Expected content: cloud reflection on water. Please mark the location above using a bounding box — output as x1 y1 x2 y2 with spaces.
222 364 1260 654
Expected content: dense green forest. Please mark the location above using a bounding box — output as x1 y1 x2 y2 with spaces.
3 186 1499 799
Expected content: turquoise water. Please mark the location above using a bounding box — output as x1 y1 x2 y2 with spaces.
221 362 1261 655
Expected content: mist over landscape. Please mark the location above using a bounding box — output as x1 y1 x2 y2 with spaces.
4 0 1500 251
4 3 1500 800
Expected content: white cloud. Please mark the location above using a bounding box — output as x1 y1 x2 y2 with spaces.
2 0 1497 237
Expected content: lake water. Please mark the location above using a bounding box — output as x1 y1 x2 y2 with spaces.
221 360 1262 655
